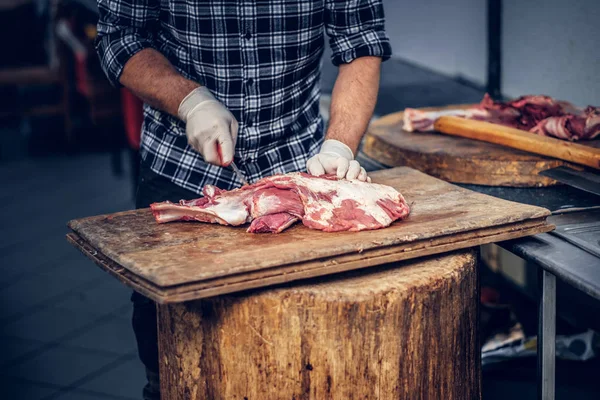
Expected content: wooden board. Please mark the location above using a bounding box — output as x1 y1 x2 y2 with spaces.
66 167 554 303
363 105 600 187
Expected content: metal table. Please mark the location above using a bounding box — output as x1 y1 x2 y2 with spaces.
499 210 600 400
423 173 600 400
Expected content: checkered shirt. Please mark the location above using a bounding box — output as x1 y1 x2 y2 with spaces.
95 0 392 194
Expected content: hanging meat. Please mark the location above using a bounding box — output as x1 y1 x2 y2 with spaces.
150 172 411 233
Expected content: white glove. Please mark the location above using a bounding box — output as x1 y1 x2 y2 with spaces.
306 139 370 182
178 86 239 166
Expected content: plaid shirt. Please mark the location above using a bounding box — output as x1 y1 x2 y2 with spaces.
96 0 391 194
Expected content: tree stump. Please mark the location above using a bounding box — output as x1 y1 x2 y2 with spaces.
157 249 481 399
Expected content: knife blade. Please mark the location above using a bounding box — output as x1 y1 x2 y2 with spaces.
539 166 600 197
230 161 250 186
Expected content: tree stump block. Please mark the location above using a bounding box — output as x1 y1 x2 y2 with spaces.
157 249 481 399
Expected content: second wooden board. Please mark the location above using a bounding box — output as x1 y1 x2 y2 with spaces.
363 105 600 187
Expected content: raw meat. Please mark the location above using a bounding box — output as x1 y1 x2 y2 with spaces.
403 108 491 132
582 106 600 139
248 213 299 233
404 93 600 141
150 172 410 233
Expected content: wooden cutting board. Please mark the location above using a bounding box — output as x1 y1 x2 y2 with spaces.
66 167 553 303
363 104 600 187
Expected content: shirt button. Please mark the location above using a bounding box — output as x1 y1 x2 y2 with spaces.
244 32 252 40
247 119 254 127
247 78 254 86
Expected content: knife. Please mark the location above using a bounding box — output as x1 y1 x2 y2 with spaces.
539 166 600 197
230 161 250 186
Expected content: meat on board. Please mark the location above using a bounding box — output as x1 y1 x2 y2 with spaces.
150 172 411 233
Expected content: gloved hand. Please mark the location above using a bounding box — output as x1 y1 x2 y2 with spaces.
178 86 239 166
306 139 370 182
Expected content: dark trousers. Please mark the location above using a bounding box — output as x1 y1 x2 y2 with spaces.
132 159 199 400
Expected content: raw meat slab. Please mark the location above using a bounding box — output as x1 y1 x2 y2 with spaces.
66 167 554 303
150 172 410 233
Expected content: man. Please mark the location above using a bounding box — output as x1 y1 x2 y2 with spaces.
95 0 391 398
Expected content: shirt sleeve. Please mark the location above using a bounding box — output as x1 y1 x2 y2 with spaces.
324 0 392 66
95 0 160 87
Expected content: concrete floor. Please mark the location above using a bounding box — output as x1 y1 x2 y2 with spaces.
0 152 141 399
1 56 598 399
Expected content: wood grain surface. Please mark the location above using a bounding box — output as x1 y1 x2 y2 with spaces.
158 249 481 400
362 105 600 187
66 167 552 303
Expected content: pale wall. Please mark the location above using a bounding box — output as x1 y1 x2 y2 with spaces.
382 0 600 106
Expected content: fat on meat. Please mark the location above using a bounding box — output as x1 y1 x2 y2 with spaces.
150 172 410 233
404 93 600 141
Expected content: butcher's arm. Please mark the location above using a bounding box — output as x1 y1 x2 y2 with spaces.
306 0 391 180
95 0 238 165
117 49 238 166
325 56 381 154
119 49 198 117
